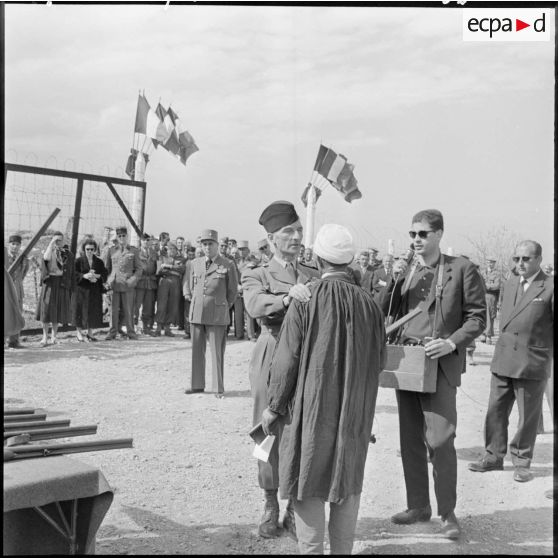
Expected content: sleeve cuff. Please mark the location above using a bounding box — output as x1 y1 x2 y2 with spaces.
447 339 457 352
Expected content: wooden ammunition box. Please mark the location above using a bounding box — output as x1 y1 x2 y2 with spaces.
379 345 438 393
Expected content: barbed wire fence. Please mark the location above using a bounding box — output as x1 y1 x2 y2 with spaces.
4 150 145 328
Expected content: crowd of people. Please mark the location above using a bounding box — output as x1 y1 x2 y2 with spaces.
3 205 554 554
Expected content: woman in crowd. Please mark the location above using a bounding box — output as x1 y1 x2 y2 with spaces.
36 231 75 346
73 237 108 342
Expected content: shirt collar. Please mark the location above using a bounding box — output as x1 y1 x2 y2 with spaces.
273 253 295 269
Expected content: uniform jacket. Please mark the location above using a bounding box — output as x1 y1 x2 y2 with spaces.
491 270 553 380
378 254 486 387
105 244 143 293
242 257 320 326
136 249 158 290
184 254 238 325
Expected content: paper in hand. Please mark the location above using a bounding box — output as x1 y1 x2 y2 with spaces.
252 434 276 462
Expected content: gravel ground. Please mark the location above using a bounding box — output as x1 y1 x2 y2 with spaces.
3 328 554 555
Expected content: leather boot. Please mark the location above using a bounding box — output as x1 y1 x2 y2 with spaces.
258 489 280 538
282 498 297 540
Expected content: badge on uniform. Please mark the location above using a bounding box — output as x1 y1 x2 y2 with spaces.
216 265 228 275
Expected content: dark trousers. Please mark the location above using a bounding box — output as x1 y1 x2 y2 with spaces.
109 290 135 335
190 323 227 393
178 295 185 329
134 287 156 329
484 293 498 337
233 296 245 339
484 373 547 467
396 368 457 518
183 299 191 336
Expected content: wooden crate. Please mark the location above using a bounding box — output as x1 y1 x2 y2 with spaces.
379 345 438 393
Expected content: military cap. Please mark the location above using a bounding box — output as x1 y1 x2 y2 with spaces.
259 201 299 233
219 235 229 245
9 234 22 243
200 229 219 243
238 240 249 249
228 238 237 245
115 226 128 235
257 239 269 249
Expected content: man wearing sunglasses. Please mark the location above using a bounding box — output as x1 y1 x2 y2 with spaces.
377 209 486 540
469 240 553 483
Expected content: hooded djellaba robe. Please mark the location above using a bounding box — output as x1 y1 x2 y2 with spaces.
267 272 387 503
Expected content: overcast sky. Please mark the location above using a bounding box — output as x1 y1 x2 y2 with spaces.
4 3 555 260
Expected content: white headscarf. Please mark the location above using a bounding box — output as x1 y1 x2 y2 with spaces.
313 224 355 265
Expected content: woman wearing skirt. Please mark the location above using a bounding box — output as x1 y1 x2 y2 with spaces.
36 232 75 346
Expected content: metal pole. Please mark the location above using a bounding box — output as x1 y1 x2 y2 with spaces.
71 178 84 255
304 184 316 249
130 154 146 247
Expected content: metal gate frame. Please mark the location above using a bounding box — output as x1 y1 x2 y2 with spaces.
4 163 147 254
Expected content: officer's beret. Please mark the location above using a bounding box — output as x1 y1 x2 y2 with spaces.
9 234 22 243
259 201 299 233
257 239 269 249
116 226 128 235
200 229 219 243
238 240 249 249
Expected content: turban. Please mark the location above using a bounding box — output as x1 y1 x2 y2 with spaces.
313 224 355 265
259 201 299 233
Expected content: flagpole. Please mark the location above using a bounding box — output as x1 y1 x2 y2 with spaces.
304 183 317 249
130 152 147 248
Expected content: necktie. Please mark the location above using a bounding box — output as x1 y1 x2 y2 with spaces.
205 259 211 271
287 263 297 283
515 278 526 304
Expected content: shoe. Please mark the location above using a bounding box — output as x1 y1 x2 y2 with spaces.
391 505 432 525
76 334 85 342
441 512 461 540
185 389 205 394
214 393 224 399
513 467 533 483
468 360 476 366
468 458 503 472
40 339 48 347
127 333 138 340
183 334 191 340
7 341 24 349
164 329 175 337
258 505 280 538
104 333 116 341
86 334 98 342
544 489 553 500
282 505 297 541
151 329 162 337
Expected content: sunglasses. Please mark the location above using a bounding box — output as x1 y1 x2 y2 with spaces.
85 248 95 251
512 256 534 263
408 230 434 240
117 234 127 238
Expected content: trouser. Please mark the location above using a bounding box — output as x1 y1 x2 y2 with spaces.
249 329 282 489
155 276 180 326
178 295 185 329
484 373 547 467
190 323 227 393
396 368 457 518
293 494 361 555
233 296 245 339
134 287 156 329
109 290 135 335
484 293 498 337
183 299 191 336
246 312 259 340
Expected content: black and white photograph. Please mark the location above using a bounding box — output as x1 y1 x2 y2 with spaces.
3 1 554 555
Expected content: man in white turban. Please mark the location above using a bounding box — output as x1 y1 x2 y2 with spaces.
262 224 387 554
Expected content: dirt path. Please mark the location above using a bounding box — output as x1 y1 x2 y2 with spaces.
3 330 554 555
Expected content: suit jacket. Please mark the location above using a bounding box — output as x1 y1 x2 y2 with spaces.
372 267 393 298
185 254 238 325
491 270 553 380
352 265 375 292
105 245 142 293
378 254 486 387
242 257 320 326
75 254 108 289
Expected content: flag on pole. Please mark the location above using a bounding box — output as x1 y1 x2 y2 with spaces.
300 183 323 207
168 107 199 165
305 144 362 204
125 148 138 178
156 103 181 154
134 94 168 147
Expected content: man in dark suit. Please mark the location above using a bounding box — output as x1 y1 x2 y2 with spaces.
242 201 320 539
352 250 375 292
468 240 553 483
372 253 394 299
183 229 238 398
378 209 486 540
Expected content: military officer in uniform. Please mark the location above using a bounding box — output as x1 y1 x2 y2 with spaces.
134 233 158 334
242 201 320 540
184 229 238 397
104 226 142 340
237 241 260 341
257 238 273 264
480 257 501 344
